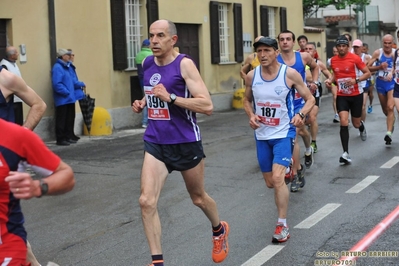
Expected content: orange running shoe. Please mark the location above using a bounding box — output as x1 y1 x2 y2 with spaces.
212 221 230 263
272 223 290 243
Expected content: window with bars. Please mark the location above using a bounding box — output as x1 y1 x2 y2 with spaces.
125 0 142 70
209 1 242 64
268 8 276 39
218 4 230 63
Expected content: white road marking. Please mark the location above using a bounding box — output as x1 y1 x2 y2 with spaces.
294 203 341 229
241 245 285 266
346 175 379 193
380 156 399 168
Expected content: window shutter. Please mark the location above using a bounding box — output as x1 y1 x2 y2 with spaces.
280 7 287 32
147 0 159 27
234 3 243 63
110 0 127 70
209 1 220 64
260 6 269 37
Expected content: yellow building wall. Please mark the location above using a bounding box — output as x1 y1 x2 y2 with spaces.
0 0 135 114
0 0 53 116
54 0 132 109
302 32 327 64
159 0 306 94
0 0 308 137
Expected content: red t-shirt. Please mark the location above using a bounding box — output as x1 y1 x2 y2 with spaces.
330 52 366 96
0 119 60 260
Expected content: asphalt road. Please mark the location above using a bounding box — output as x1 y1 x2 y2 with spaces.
22 94 399 266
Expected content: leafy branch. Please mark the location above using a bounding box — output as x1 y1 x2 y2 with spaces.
303 0 371 19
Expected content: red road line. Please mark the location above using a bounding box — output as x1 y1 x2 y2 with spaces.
338 204 399 263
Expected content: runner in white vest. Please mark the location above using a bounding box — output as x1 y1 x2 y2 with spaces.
244 37 315 243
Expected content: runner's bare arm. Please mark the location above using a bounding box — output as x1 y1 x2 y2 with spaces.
1 70 46 130
306 53 320 83
178 57 213 115
243 70 260 129
367 49 381 71
240 54 254 80
6 160 74 199
286 67 315 125
358 65 371 83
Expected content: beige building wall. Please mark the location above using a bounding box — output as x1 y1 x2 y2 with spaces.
0 0 53 116
54 0 132 109
159 0 305 92
1 0 306 140
302 32 327 64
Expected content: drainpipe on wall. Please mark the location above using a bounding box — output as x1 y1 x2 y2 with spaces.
48 0 57 66
253 0 258 38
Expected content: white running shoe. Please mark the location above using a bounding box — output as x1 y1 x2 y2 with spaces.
333 114 340 123
359 121 367 141
339 152 352 164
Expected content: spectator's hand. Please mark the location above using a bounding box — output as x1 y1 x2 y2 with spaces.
5 171 40 199
132 99 146 113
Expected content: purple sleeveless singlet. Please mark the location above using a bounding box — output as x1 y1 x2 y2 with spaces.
142 54 201 144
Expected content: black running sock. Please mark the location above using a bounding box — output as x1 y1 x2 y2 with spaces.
359 121 365 132
340 126 349 153
212 223 225 237
152 254 164 266
312 140 316 143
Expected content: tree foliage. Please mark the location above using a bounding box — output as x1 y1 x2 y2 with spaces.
303 0 371 18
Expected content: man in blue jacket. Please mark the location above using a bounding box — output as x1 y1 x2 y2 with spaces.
52 48 76 146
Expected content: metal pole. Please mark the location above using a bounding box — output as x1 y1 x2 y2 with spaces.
48 0 57 66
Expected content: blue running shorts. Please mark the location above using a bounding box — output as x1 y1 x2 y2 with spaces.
375 78 394 95
255 137 294 173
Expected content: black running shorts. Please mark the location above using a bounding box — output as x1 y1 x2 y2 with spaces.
336 93 363 118
144 140 205 173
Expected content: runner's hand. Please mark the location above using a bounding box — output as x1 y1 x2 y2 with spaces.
152 84 170 102
249 114 261 129
132 98 146 113
291 114 304 127
5 171 40 199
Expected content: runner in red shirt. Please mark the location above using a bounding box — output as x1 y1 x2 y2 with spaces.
0 119 75 265
325 35 371 164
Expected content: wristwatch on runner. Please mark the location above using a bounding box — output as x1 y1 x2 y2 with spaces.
355 78 360 84
37 179 48 198
169 93 177 104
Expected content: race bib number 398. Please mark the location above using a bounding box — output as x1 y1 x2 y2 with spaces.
144 86 171 120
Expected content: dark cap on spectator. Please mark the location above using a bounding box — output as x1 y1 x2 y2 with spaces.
336 35 349 46
142 39 150 47
253 37 278 50
57 48 72 57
